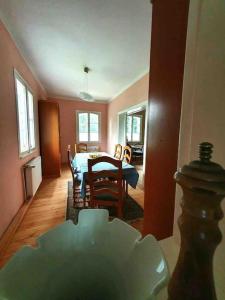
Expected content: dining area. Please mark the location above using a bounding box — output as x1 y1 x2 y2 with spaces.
67 143 142 222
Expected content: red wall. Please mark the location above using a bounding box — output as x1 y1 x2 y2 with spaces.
0 17 108 238
48 98 108 163
0 20 47 237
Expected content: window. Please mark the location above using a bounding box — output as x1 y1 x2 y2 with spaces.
126 115 142 142
15 72 35 156
77 111 100 142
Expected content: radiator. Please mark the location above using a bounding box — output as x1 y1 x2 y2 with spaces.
24 156 42 200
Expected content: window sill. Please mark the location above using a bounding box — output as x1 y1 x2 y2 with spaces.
19 149 36 159
77 142 100 144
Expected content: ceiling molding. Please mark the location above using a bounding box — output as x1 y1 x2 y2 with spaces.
48 94 109 104
109 69 149 103
0 12 47 94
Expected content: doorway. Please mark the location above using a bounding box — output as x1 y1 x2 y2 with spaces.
118 101 148 190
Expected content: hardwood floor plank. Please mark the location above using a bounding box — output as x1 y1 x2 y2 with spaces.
0 164 145 267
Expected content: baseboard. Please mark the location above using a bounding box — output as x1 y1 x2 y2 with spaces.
0 198 33 258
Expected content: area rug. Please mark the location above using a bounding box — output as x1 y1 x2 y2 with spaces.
66 181 143 224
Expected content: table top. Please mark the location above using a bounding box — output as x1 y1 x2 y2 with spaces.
72 152 139 198
73 152 134 172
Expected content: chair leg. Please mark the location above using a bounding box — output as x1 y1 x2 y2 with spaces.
118 204 123 218
125 181 128 198
122 179 126 198
72 179 76 202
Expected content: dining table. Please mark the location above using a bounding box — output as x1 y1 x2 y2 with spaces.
72 152 139 198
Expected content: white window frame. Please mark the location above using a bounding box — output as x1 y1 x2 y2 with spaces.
126 114 142 143
76 110 101 143
14 70 36 158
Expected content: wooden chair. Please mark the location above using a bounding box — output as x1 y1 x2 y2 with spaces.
67 145 73 168
122 145 132 164
74 143 77 155
67 145 82 204
88 156 124 218
77 143 87 153
132 144 144 163
114 144 122 160
122 145 132 197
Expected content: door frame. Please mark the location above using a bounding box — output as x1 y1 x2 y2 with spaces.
117 100 148 168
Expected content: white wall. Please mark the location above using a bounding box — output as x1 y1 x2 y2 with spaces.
175 0 225 298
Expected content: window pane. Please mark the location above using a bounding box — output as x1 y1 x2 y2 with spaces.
78 113 88 141
28 91 35 149
16 78 29 153
126 115 132 141
79 133 88 141
90 123 98 133
90 113 98 124
90 113 99 141
90 133 99 141
132 116 141 142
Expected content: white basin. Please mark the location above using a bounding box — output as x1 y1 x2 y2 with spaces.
0 209 169 300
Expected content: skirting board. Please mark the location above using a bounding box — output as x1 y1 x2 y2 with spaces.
0 198 34 259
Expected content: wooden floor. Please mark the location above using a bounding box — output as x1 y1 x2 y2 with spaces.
0 164 145 267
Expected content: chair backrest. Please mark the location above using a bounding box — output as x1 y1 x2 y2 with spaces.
77 143 87 153
67 145 76 181
114 144 122 160
88 156 124 216
74 143 77 155
122 145 132 164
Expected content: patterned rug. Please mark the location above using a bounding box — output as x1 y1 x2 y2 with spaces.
66 181 143 224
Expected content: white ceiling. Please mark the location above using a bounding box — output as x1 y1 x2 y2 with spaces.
0 0 151 102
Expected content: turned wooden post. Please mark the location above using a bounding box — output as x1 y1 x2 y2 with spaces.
168 142 225 300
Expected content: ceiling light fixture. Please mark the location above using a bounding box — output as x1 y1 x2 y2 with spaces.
79 66 94 102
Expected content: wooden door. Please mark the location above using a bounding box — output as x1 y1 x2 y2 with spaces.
39 101 61 177
143 0 190 239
